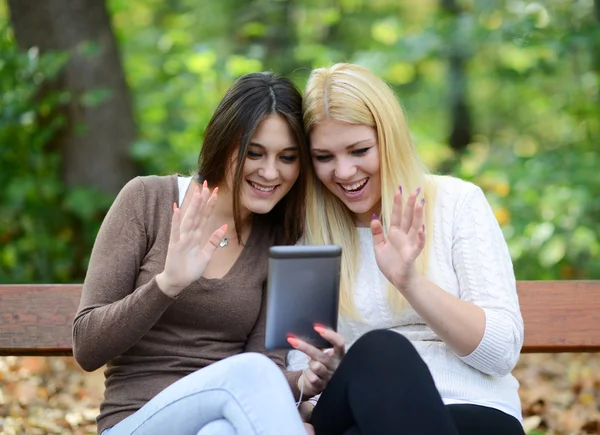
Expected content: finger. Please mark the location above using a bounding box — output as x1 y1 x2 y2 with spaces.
192 181 210 230
289 338 330 365
390 186 404 228
411 197 425 232
169 202 181 244
197 187 219 237
370 217 386 247
201 224 227 257
181 185 200 234
417 223 426 252
303 369 325 391
308 359 330 379
314 325 345 357
401 187 420 232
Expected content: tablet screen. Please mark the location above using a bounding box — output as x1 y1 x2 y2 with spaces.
264 245 342 350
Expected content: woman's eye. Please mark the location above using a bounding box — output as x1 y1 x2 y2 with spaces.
247 150 262 159
280 155 298 163
352 147 370 156
314 155 333 162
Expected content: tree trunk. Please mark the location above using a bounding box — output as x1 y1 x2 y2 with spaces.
441 0 472 153
7 0 138 194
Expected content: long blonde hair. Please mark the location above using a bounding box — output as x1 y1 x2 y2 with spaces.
303 63 437 317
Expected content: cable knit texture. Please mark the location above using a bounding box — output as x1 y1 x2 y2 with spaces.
288 175 524 422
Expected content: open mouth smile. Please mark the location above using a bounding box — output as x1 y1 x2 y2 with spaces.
248 180 279 196
338 178 368 195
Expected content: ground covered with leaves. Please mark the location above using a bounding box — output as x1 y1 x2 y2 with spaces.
0 354 599 434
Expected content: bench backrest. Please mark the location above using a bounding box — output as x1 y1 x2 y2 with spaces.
0 281 599 356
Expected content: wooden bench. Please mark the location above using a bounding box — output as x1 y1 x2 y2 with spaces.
0 281 599 356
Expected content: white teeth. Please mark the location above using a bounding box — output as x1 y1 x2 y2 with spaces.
341 179 368 192
250 181 275 192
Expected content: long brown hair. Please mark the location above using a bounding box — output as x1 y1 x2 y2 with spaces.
198 72 309 245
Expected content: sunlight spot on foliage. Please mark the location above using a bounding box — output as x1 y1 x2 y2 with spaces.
507 237 524 260
371 19 400 46
498 44 537 73
157 35 173 53
1 245 17 269
514 136 538 158
241 22 267 38
415 140 452 168
572 226 599 256
494 181 511 197
481 11 503 30
524 3 551 28
417 59 444 82
386 62 415 85
131 7 152 27
339 0 362 13
226 55 263 77
494 206 511 225
187 51 217 74
539 235 566 267
459 141 490 177
529 222 554 249
321 8 342 26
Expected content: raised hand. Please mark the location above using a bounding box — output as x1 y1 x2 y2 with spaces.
156 181 226 297
288 325 345 398
371 186 426 293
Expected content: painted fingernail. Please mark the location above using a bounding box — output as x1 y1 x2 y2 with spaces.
372 214 378 221
416 187 421 195
287 337 299 347
421 198 425 206
314 325 326 334
399 185 403 194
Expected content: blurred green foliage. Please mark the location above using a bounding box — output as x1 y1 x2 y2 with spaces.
0 23 113 283
0 0 598 283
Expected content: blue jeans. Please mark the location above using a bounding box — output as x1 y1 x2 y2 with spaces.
102 353 306 435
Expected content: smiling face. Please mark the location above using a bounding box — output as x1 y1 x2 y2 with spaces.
229 114 300 216
310 119 381 226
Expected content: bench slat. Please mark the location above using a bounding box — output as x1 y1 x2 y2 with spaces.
0 284 81 356
0 281 599 356
519 280 600 353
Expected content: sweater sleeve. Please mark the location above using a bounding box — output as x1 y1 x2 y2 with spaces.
451 184 524 377
244 283 303 400
72 177 177 372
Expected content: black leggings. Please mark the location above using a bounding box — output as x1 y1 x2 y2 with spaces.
310 330 525 435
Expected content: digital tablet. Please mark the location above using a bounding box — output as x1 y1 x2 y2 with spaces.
264 245 342 350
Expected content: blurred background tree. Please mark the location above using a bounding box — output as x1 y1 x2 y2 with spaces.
1 0 598 284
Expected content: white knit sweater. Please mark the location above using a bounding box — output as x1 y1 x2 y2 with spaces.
288 175 524 423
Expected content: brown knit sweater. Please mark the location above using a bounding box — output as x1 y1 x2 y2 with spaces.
72 175 302 434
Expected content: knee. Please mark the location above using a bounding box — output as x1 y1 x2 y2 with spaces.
345 330 420 370
196 419 236 435
352 329 414 354
225 353 283 384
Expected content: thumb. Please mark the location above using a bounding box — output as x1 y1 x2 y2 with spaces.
370 217 386 248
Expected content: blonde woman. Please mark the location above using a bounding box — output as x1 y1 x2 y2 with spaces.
287 63 525 435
